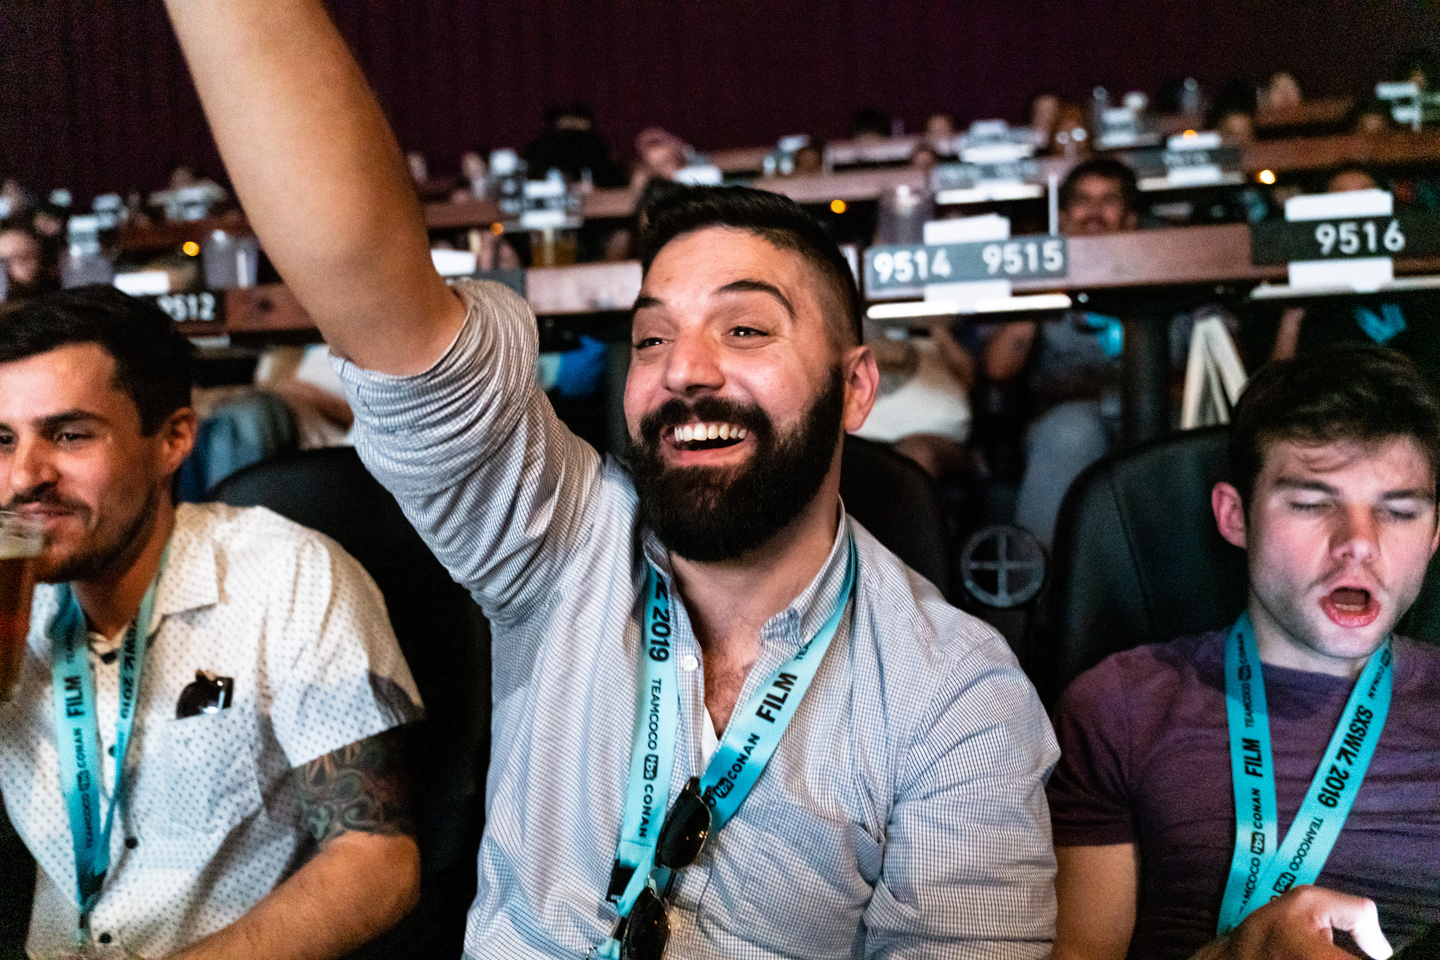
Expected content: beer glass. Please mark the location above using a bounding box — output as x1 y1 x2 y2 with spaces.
0 511 43 702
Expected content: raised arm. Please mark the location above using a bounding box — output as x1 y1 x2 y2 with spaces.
163 0 464 373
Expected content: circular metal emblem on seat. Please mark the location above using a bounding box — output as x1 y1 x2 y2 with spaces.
959 524 1046 609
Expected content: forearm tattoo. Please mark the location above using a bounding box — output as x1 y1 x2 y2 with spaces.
297 727 416 844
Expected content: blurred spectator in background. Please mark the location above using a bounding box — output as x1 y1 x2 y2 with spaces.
854 322 976 483
924 110 957 148
0 220 59 303
1261 70 1302 113
1394 47 1437 90
984 157 1140 546
849 106 893 142
1049 101 1092 158
524 101 625 187
791 140 825 176
1209 77 1259 143
1030 93 1062 152
629 127 691 191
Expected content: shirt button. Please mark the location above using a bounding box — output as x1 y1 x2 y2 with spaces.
125 837 138 849
98 933 112 944
680 654 699 672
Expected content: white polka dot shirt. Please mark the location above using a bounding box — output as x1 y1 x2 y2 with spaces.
0 502 422 958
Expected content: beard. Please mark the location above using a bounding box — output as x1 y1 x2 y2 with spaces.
4 486 160 585
627 367 846 564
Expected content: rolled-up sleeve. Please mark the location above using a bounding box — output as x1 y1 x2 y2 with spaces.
332 280 603 621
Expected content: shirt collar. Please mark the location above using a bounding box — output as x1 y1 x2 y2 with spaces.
640 499 854 655
152 503 220 621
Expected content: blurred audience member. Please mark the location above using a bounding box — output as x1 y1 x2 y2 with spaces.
854 323 976 482
849 106 893 142
984 158 1140 546
924 111 957 148
1210 78 1259 143
0 221 59 302
1030 93 1062 152
1394 47 1437 91
525 101 625 187
1261 71 1303 113
792 141 825 176
629 127 691 191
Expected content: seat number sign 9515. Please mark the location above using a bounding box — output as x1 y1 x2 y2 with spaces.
865 236 1067 293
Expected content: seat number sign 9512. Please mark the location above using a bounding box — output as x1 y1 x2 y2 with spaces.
146 292 224 325
865 236 1067 293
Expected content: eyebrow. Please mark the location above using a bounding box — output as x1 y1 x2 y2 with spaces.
717 279 794 317
1273 476 1436 503
35 411 108 432
630 279 796 320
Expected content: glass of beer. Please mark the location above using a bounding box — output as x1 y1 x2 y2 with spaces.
0 511 43 702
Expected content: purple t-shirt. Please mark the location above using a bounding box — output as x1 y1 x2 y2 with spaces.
1047 631 1440 959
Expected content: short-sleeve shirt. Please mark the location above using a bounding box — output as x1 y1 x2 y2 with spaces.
333 279 1061 959
0 502 422 958
1047 632 1440 959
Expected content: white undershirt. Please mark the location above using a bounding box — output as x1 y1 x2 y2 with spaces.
701 707 719 767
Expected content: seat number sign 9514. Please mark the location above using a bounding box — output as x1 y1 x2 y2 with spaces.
865 236 1067 293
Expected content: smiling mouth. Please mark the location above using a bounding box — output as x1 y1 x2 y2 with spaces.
670 421 749 451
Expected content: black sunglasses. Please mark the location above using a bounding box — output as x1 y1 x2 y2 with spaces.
613 777 713 960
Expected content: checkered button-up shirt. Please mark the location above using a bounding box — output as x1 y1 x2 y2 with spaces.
336 280 1060 959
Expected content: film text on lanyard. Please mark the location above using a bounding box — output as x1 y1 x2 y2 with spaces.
1216 613 1392 935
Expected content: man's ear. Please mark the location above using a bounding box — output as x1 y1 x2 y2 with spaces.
156 407 199 479
841 343 879 434
1212 481 1248 549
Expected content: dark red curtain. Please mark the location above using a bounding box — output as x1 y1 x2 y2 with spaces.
2 0 1435 202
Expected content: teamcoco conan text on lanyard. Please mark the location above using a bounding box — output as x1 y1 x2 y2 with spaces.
596 538 857 959
48 546 169 941
1217 611 1392 935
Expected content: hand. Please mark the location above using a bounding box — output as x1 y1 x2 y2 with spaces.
1212 885 1393 960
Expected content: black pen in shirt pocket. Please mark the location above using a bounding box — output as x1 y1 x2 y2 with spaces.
176 670 235 719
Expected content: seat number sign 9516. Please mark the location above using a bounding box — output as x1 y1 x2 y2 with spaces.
1250 214 1439 265
865 236 1067 293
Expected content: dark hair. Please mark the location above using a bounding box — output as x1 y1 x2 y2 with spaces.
637 185 862 350
1058 157 1140 215
0 285 195 434
1228 344 1440 510
1394 48 1437 88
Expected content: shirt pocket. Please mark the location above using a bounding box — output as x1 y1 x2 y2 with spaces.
158 710 263 835
701 796 880 957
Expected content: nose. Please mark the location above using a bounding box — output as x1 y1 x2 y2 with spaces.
6 435 58 499
661 328 725 397
1332 504 1380 564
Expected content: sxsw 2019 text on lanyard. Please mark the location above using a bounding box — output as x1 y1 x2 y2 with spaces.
48 547 168 937
596 537 856 958
1217 611 1392 935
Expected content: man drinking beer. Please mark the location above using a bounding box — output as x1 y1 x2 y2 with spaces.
0 286 423 959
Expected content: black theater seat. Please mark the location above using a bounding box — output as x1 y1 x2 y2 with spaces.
1036 426 1440 708
211 447 490 960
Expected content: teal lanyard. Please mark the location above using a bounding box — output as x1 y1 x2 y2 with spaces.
48 546 168 928
598 538 856 957
1216 612 1392 935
